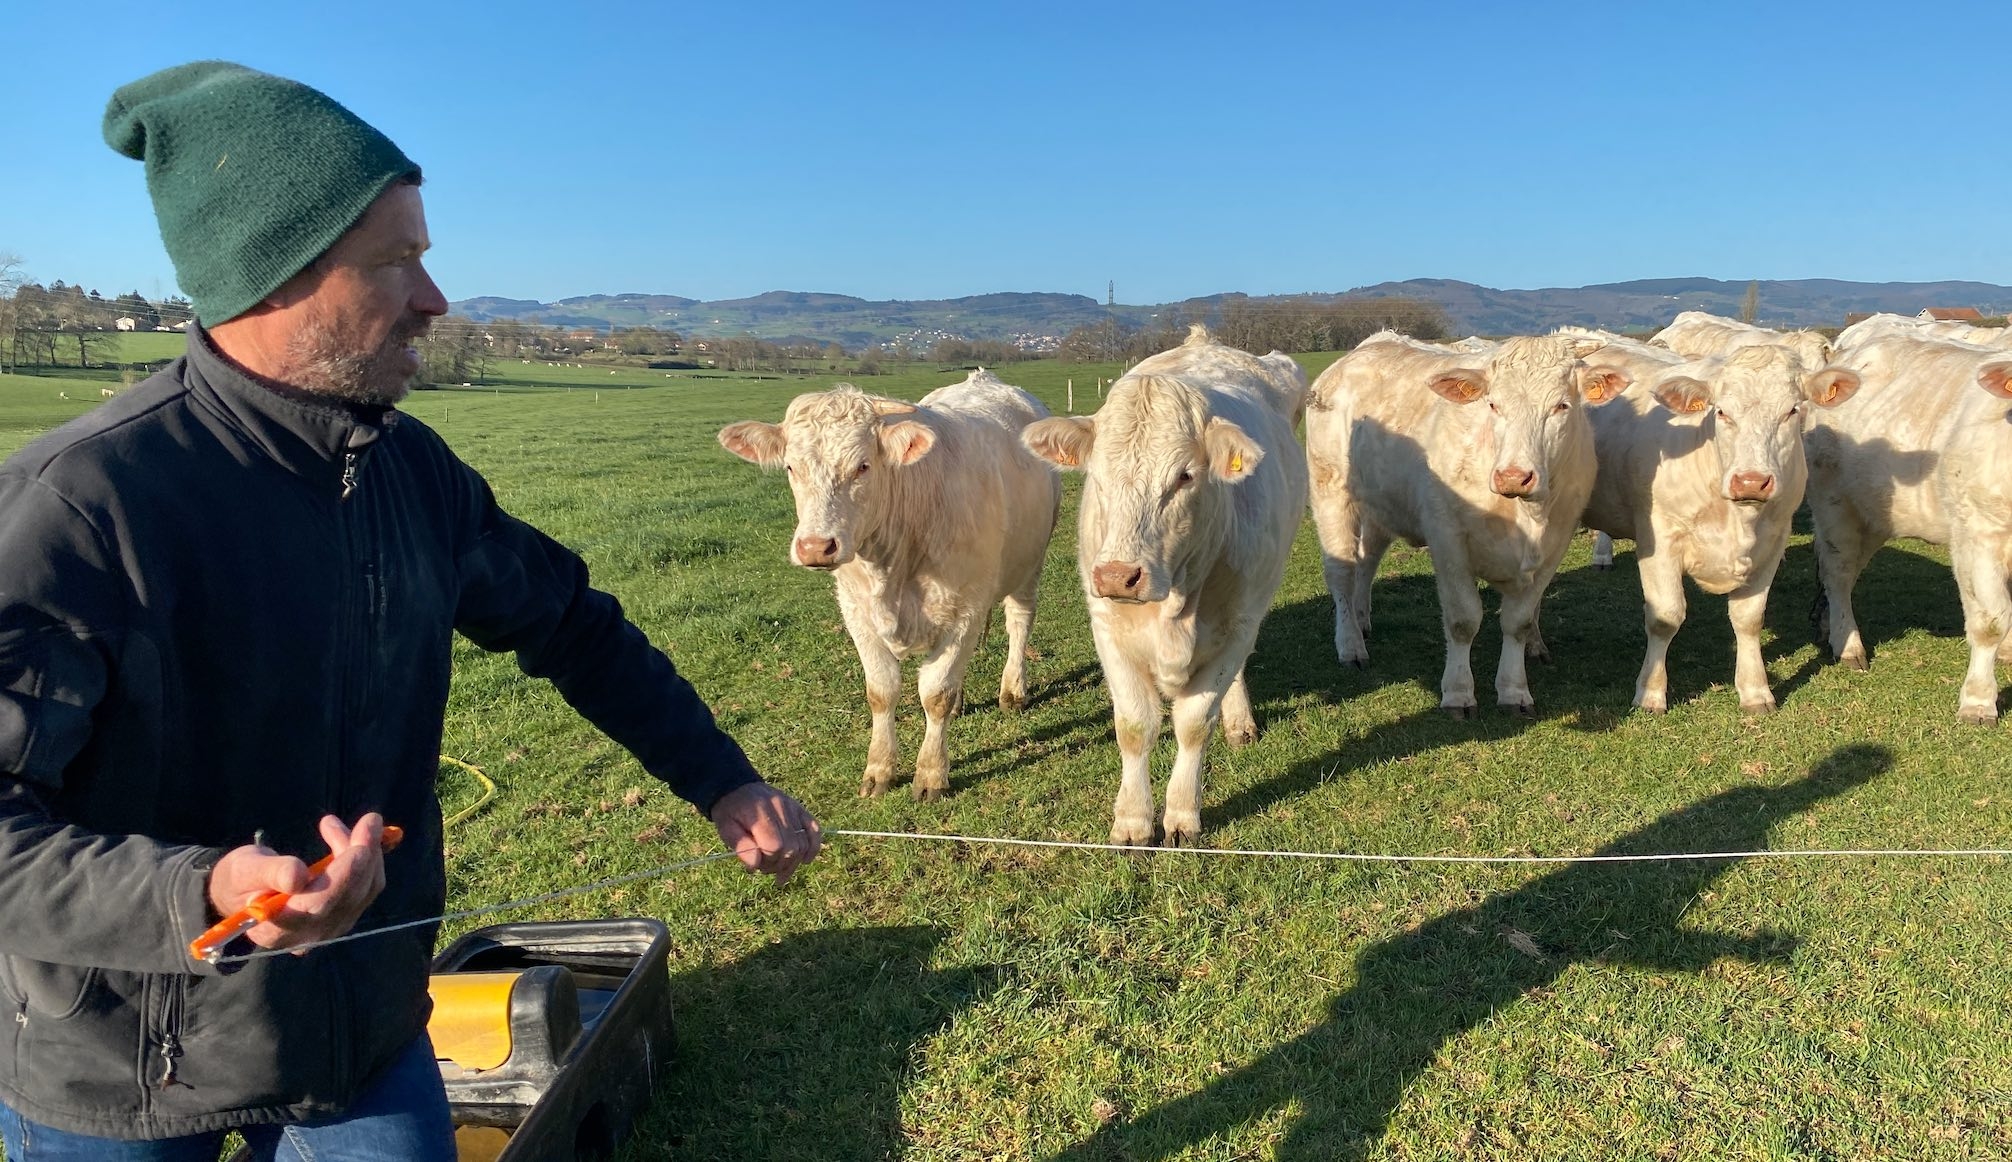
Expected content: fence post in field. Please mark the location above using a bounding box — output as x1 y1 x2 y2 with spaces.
1067 378 1073 414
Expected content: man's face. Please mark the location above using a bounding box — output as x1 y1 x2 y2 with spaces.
281 182 448 406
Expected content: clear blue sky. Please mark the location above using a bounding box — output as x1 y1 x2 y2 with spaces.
4 0 2003 308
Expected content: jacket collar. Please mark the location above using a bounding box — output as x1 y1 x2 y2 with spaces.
182 326 398 485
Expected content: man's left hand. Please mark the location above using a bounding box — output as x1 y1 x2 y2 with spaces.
709 783 822 886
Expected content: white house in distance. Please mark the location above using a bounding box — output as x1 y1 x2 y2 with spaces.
1919 307 1985 322
114 317 137 331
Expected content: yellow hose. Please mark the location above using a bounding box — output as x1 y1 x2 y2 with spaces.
439 756 497 828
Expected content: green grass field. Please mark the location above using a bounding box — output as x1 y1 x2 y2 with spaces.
0 359 2006 1160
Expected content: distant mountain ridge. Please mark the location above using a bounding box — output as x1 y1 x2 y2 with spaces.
452 278 2012 346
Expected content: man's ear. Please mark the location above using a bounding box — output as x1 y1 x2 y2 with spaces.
719 421 786 467
1428 369 1488 404
1651 375 1713 415
1805 368 1862 407
1022 417 1096 469
1203 417 1263 482
1577 364 1632 405
879 419 936 465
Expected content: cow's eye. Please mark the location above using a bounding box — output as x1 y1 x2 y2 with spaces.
1552 401 1570 414
1715 408 1731 421
1784 405 1802 421
785 464 795 475
1177 469 1195 486
1487 401 1501 415
856 462 870 477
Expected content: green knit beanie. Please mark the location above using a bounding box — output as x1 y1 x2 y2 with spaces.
103 61 421 326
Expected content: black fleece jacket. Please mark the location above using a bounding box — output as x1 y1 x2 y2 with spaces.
0 330 758 1138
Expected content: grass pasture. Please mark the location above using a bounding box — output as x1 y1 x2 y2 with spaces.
0 363 2007 1159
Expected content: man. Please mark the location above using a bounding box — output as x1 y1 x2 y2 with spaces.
0 61 821 1158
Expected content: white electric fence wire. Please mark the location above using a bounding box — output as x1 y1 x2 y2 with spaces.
208 828 2011 967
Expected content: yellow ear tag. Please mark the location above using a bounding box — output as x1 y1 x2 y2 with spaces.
1688 398 1709 413
1229 454 1243 474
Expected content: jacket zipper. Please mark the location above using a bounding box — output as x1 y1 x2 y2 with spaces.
155 976 186 1089
340 450 360 501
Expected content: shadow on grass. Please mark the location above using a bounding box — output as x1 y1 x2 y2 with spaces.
623 925 998 1162
1047 742 1892 1161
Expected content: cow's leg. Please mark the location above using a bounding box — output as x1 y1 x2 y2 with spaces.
1633 546 1686 715
997 583 1038 712
1428 547 1484 718
1167 657 1244 847
1352 525 1394 642
1728 549 1787 714
1219 666 1256 748
1591 530 1615 571
1951 537 2011 724
1813 516 1877 670
1100 642 1164 846
1309 475 1371 668
1495 574 1550 716
842 598 904 798
913 612 985 800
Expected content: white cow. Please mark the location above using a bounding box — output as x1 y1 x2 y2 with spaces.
1022 326 1307 846
719 372 1061 797
1578 337 1860 713
1307 332 1630 716
1652 310 1831 371
1831 313 1924 359
1806 335 2012 722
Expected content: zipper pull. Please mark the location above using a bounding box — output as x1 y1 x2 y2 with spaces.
340 451 360 501
157 1033 184 1089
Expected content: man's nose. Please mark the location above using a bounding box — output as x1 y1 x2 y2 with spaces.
412 264 449 317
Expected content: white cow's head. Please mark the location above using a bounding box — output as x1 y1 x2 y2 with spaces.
1427 335 1630 503
1022 373 1261 604
718 386 936 569
1647 347 1860 505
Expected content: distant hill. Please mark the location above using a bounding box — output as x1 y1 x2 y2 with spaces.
453 278 2012 346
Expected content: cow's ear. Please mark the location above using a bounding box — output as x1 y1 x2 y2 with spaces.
718 421 786 468
1578 364 1632 405
1022 417 1095 469
1651 375 1713 415
879 419 936 465
1204 417 1263 482
1427 369 1487 404
1978 362 2012 400
1806 367 1862 407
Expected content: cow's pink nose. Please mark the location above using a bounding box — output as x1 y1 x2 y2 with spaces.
1491 467 1537 497
1727 472 1775 502
794 535 840 567
1091 561 1147 600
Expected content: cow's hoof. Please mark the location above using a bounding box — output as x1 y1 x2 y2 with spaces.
1444 703 1478 721
1506 701 1537 719
858 776 891 798
1740 698 1777 717
1110 820 1157 847
1594 562 1612 572
1843 654 1870 672
1957 705 2000 726
911 781 947 803
1162 820 1201 848
1635 703 1667 716
1223 722 1257 749
998 690 1025 713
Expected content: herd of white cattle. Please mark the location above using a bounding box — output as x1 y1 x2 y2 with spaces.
721 311 2012 845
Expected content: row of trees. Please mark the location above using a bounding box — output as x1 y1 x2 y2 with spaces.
1054 296 1452 364
1 255 198 374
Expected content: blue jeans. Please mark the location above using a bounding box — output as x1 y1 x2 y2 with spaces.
0 1034 455 1161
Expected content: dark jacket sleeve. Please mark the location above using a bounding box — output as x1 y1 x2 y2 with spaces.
0 473 224 974
449 463 760 815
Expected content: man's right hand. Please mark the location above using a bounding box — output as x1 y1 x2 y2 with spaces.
205 813 390 953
